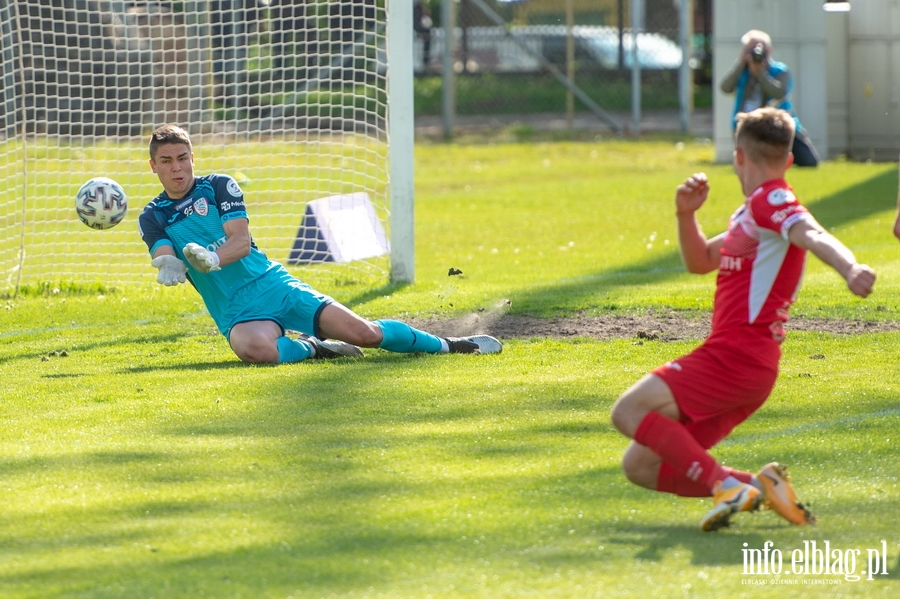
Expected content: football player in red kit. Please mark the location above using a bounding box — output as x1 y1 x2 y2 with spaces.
610 107 876 531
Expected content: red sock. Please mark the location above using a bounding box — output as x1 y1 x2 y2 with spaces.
656 463 712 497
633 411 729 492
722 467 755 485
656 462 756 497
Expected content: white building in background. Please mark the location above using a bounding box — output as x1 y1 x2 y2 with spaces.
714 0 900 162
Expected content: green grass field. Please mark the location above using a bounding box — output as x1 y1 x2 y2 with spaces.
1 139 899 598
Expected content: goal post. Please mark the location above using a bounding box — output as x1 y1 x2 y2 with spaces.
386 0 415 285
0 0 413 294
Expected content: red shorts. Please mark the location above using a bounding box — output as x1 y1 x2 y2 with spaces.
652 330 781 449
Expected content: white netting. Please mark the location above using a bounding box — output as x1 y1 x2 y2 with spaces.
0 0 391 293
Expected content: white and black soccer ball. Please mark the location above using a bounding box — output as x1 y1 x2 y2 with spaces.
75 177 128 230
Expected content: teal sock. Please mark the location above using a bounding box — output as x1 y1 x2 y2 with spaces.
375 319 443 353
276 336 315 363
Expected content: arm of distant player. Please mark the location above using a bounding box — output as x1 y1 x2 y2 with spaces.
675 172 724 274
182 217 252 273
788 217 876 298
151 248 187 286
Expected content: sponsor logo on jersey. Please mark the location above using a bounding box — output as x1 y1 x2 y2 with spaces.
770 205 799 224
720 255 744 271
766 188 795 206
206 236 228 252
218 199 245 212
686 461 703 482
227 179 243 197
194 197 209 216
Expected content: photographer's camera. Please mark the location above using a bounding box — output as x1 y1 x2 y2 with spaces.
750 43 767 64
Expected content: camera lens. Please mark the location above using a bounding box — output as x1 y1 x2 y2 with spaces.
750 43 766 63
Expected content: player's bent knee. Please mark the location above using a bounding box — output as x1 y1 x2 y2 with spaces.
621 453 643 483
610 400 638 437
621 446 659 489
231 339 279 364
234 347 277 364
621 462 654 489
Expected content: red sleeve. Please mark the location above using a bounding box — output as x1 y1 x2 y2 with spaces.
748 182 809 239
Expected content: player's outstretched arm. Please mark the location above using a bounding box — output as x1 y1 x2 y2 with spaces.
151 251 187 286
788 218 876 298
675 172 723 274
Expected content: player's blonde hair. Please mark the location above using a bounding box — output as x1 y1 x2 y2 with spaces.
734 108 794 167
149 124 192 160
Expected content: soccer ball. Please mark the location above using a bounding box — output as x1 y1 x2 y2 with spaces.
75 177 128 230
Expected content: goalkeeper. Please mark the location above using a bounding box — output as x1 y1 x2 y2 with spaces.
139 124 502 363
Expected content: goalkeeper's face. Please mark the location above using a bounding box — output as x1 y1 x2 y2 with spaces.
149 143 195 200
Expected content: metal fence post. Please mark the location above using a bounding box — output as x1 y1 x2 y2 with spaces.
631 0 644 133
565 0 574 131
678 0 693 132
442 0 456 139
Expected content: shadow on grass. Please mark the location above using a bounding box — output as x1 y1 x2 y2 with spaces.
426 168 898 317
341 281 411 310
0 331 194 365
0 449 169 477
122 359 248 373
605 523 772 566
804 167 898 231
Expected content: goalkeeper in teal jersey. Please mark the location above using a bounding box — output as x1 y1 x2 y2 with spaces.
139 124 502 363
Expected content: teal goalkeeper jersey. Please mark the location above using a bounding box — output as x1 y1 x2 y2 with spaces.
138 174 284 331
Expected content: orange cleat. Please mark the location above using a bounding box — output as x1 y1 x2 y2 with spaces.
757 462 817 526
700 482 762 532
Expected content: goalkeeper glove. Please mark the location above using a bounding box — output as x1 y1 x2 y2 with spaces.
183 243 222 273
151 255 187 286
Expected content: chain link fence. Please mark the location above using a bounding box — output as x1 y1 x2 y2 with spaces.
413 0 712 133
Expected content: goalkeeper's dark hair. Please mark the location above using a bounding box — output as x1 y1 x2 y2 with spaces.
149 124 192 160
734 107 794 167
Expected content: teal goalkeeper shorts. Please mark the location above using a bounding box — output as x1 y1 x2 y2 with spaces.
220 266 334 340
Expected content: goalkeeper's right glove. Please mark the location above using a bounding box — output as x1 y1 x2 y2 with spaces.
151 255 187 286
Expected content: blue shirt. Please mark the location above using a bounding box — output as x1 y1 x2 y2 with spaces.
730 60 803 132
138 174 284 331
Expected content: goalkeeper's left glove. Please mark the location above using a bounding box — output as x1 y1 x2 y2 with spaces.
151 255 187 286
183 242 221 273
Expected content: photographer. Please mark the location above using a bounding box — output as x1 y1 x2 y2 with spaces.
720 30 819 167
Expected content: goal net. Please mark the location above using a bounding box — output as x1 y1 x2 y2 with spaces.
0 0 410 294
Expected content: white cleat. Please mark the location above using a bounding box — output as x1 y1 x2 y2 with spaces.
301 335 364 359
445 335 503 354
